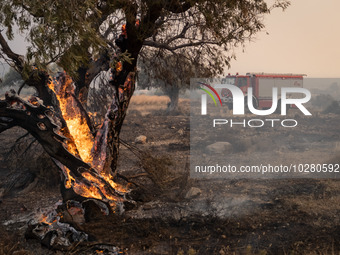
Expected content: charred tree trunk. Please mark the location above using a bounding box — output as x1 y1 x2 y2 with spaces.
0 7 149 212
164 81 180 112
0 52 139 208
0 50 140 212
92 70 136 176
167 87 180 112
74 50 111 106
0 90 127 206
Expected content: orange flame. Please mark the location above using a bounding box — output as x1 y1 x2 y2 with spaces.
48 73 127 207
48 75 93 163
40 213 60 225
40 215 51 225
116 62 123 72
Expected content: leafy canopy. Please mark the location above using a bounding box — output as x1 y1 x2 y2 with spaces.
0 0 290 79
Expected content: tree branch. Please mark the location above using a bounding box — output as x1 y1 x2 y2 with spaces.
0 32 24 72
164 0 193 14
166 22 191 44
0 91 125 204
143 40 219 52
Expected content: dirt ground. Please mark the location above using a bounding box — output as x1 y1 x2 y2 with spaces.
1 95 340 254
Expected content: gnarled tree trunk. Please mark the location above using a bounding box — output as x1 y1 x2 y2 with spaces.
0 51 139 213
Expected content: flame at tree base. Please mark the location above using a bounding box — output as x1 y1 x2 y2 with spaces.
47 72 128 210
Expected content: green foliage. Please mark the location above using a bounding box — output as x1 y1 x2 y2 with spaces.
0 0 106 75
109 50 134 70
137 51 208 105
0 0 290 82
137 0 290 93
138 0 289 76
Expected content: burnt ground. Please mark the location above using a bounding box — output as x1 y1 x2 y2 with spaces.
1 96 340 254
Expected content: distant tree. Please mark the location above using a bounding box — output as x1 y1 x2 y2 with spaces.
0 68 22 87
0 0 290 205
311 94 334 110
329 82 339 95
138 51 212 112
323 100 340 115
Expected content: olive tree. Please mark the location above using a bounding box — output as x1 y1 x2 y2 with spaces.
0 0 290 205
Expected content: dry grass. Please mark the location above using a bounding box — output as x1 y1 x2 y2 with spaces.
0 232 32 255
129 150 189 198
130 95 171 105
128 94 190 115
288 180 340 224
139 152 174 190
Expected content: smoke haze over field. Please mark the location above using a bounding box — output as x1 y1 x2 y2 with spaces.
304 78 340 89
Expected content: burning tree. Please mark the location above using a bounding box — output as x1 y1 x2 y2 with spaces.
0 0 289 212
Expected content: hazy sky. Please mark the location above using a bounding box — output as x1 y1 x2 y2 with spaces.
228 0 340 78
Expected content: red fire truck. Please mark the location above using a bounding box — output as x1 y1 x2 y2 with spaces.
221 72 306 111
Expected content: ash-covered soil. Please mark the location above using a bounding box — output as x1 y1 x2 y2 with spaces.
1 96 340 254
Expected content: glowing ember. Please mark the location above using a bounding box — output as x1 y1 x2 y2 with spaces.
40 215 51 225
116 61 123 72
40 211 60 225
